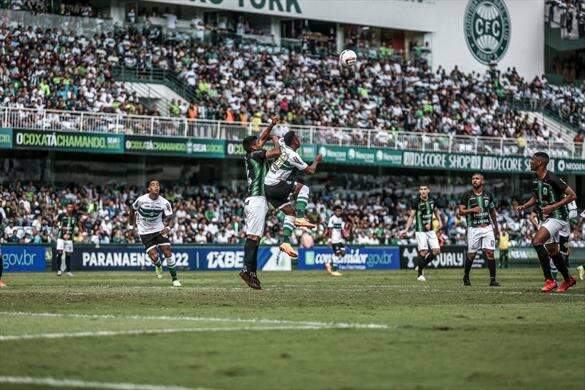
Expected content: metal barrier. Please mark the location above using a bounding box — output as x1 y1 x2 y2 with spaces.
1 106 583 159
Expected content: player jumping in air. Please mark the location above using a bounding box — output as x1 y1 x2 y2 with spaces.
264 131 322 258
325 205 346 276
516 152 577 293
55 203 81 277
401 185 442 281
129 180 181 287
239 116 281 290
459 173 500 286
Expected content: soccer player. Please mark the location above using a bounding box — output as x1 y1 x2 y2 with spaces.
498 228 510 269
516 152 577 293
129 180 181 287
264 131 322 258
239 116 281 290
400 185 442 281
326 205 346 277
459 173 500 287
575 209 585 280
55 203 81 277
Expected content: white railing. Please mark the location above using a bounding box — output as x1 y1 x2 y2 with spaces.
1 107 583 159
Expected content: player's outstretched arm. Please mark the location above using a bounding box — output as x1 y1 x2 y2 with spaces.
265 135 281 159
257 115 279 148
400 210 416 237
304 154 323 175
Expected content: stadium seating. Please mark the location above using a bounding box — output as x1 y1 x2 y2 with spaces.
2 182 584 247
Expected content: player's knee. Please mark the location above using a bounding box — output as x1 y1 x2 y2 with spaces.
420 250 428 257
547 245 559 256
485 250 495 260
432 248 440 256
532 235 544 246
247 234 260 241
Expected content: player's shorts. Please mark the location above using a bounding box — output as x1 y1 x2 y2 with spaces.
467 226 495 253
265 180 295 210
331 242 346 256
415 231 440 252
244 196 269 237
56 239 73 253
542 218 570 245
140 231 171 253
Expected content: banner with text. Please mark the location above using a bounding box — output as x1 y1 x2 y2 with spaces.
297 246 401 270
317 145 403 167
0 128 12 149
125 135 225 158
2 245 48 272
13 129 124 154
70 245 291 271
399 246 484 269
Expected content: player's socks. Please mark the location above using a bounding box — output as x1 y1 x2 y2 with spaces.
464 258 473 277
296 185 310 218
65 255 72 273
244 238 259 273
551 252 571 281
283 215 295 243
165 256 178 281
534 245 553 280
417 253 435 276
486 257 496 280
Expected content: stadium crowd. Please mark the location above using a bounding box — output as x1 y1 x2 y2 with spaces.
0 23 583 140
1 181 584 248
1 0 96 17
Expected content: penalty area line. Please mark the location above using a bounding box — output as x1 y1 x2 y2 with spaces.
0 375 205 390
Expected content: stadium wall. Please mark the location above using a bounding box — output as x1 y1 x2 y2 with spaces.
3 244 584 273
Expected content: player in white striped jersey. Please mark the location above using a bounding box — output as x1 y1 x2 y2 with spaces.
326 205 346 276
264 131 323 258
129 180 181 287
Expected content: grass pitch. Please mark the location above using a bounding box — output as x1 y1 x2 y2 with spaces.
0 269 583 390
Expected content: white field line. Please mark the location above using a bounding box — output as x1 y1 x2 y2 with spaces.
0 375 204 390
0 324 388 342
0 311 389 329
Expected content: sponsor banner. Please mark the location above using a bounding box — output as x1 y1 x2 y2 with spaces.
298 246 400 270
195 246 291 271
13 129 124 154
70 246 291 271
556 159 585 174
125 135 225 158
226 141 317 161
0 128 12 149
1 245 48 272
400 246 484 269
317 145 402 167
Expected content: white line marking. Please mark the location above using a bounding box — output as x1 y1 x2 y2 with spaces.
0 311 389 329
0 323 389 341
0 375 203 390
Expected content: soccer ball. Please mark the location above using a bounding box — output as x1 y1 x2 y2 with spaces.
339 49 357 67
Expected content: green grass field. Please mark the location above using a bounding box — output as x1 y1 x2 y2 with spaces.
0 269 583 390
